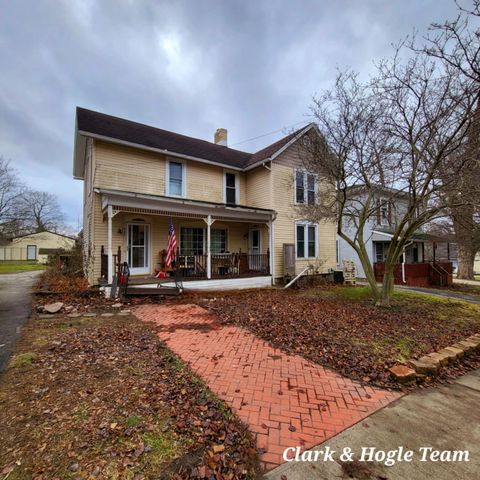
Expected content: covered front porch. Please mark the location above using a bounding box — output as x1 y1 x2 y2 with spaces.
371 230 455 287
97 188 275 288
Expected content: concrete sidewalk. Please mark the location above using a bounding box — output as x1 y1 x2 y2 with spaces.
264 369 480 479
395 284 480 304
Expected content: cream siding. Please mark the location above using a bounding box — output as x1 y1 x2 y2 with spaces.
83 136 336 285
1 232 76 263
272 144 337 280
246 166 272 209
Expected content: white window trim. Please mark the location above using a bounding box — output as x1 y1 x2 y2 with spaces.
223 169 240 205
294 221 318 259
179 225 229 255
166 158 187 198
294 169 318 205
249 227 262 254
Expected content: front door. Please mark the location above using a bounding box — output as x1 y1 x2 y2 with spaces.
27 245 37 261
249 229 261 270
126 223 150 275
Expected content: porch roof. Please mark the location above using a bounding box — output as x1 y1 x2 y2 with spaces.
372 229 452 243
96 188 277 223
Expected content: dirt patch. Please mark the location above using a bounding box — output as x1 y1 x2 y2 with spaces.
195 287 480 389
0 313 259 479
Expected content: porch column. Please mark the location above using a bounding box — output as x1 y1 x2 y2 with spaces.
107 205 113 284
268 218 275 283
204 215 215 279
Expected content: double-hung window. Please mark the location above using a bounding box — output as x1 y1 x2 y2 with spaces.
180 227 227 255
180 227 204 255
295 170 316 205
224 172 237 205
167 160 185 197
211 229 227 253
295 222 318 258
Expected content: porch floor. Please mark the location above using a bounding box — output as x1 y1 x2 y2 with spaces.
131 275 272 291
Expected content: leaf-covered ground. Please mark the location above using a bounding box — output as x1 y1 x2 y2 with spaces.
0 312 259 480
197 286 480 388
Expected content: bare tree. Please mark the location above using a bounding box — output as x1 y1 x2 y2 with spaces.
414 0 480 278
19 190 64 233
301 46 478 306
0 157 24 238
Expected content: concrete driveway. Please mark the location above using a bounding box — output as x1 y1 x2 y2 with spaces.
265 369 480 479
0 271 42 372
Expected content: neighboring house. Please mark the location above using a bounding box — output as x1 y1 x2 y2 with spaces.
73 108 337 287
0 231 76 264
337 188 457 283
474 252 480 275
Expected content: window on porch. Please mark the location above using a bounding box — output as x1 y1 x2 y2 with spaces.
375 242 389 262
180 227 227 255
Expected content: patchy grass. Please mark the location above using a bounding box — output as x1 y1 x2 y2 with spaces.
197 286 480 388
0 260 45 274
0 312 259 479
9 352 37 368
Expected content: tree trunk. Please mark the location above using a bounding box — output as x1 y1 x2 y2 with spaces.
376 265 395 307
454 213 476 280
457 243 475 279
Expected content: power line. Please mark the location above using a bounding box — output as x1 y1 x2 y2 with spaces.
230 119 311 147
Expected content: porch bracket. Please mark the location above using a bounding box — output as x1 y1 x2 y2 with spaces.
203 215 216 279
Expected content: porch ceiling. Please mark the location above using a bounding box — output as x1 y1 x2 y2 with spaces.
96 188 276 223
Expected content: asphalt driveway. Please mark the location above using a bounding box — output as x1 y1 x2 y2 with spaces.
0 271 42 372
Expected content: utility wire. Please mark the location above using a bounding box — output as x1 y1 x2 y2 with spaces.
230 119 311 147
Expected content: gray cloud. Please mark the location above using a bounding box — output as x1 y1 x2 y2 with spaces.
0 0 461 229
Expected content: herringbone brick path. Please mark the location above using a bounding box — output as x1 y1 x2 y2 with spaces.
135 304 401 470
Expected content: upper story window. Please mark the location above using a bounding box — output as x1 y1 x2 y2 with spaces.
295 170 316 205
295 222 318 258
380 205 389 226
224 171 238 205
166 160 185 197
376 198 392 226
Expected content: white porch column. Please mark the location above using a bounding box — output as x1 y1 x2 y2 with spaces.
107 205 113 284
268 219 275 284
204 215 215 279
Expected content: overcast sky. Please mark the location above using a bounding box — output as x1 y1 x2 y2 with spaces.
0 0 462 231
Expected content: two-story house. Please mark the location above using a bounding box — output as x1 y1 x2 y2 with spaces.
73 108 337 288
337 187 457 280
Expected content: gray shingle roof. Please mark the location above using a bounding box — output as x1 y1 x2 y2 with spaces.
76 107 311 170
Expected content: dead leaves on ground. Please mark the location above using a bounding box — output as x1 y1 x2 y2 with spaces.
0 315 259 479
199 288 480 389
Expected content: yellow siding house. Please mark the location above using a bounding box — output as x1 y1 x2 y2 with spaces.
73 108 337 288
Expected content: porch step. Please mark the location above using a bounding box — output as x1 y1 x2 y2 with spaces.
123 286 181 296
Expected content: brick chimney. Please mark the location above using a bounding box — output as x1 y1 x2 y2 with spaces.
214 128 228 146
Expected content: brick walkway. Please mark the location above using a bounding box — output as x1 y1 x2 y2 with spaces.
135 304 401 470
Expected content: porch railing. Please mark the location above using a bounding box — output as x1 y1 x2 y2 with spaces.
373 261 452 287
178 252 269 279
100 245 121 280
100 247 270 282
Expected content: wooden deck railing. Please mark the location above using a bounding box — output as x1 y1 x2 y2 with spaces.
178 252 270 279
373 261 452 287
100 248 270 281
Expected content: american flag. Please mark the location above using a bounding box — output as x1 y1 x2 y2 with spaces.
165 219 177 267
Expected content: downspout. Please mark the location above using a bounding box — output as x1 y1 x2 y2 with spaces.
401 241 413 284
